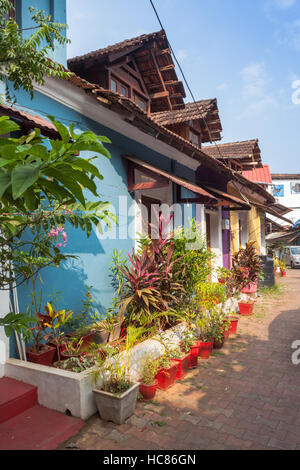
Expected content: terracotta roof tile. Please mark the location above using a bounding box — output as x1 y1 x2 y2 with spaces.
68 30 166 66
202 139 260 159
0 103 58 134
151 99 219 125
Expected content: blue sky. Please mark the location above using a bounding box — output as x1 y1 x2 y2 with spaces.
66 0 300 173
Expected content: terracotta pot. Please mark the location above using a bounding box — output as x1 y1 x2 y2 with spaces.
173 352 190 380
139 380 158 401
66 331 95 346
238 302 254 316
26 345 56 366
213 336 225 349
189 342 200 369
228 317 239 335
198 341 213 359
156 361 179 391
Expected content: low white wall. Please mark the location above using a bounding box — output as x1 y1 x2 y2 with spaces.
0 290 11 378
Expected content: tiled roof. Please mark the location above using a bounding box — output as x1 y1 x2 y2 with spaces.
271 174 300 180
151 99 218 125
68 30 165 66
0 103 58 135
242 165 272 184
202 139 262 169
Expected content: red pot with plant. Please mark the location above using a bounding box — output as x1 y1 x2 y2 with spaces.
198 340 214 359
139 380 158 401
171 349 190 380
139 354 160 401
189 342 200 369
26 344 56 366
228 317 239 335
156 359 179 391
213 336 225 349
238 301 254 316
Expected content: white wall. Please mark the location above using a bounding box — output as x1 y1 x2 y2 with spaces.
270 179 300 224
0 290 10 377
207 208 223 280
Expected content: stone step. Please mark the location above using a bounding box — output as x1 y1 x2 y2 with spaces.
0 377 37 424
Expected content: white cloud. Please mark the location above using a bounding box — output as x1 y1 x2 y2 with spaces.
241 63 269 98
177 49 188 62
237 63 278 119
268 0 296 9
216 83 228 90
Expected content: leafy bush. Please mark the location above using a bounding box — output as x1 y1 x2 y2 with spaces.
231 242 262 290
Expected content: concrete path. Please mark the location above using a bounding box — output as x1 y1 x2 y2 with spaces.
59 270 300 450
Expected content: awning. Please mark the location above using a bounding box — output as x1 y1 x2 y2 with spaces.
196 183 251 210
122 154 250 208
255 202 293 225
0 103 58 136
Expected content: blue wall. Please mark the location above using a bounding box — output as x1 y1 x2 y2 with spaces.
13 88 198 327
15 0 67 65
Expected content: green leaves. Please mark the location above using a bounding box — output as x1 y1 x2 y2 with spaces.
12 164 41 199
0 116 20 135
0 312 33 338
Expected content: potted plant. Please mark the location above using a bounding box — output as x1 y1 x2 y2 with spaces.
180 330 198 369
155 354 179 391
43 302 73 362
169 347 190 380
279 261 287 277
53 355 96 373
238 301 255 316
24 313 56 366
60 337 85 360
227 313 239 335
90 326 142 425
139 354 160 401
211 318 230 349
232 242 262 294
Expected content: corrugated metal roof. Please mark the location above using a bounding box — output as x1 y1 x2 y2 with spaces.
242 165 272 184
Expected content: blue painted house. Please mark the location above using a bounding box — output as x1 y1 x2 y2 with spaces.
0 0 275 368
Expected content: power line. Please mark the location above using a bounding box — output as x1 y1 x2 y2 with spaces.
148 0 251 207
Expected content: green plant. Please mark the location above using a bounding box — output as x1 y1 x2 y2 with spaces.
180 330 196 353
140 353 160 385
90 325 146 395
231 242 262 290
54 356 96 373
0 312 32 337
63 337 84 356
0 1 71 101
172 220 213 303
158 354 172 370
279 260 286 272
42 302 73 360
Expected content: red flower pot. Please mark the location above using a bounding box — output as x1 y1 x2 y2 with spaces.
198 341 214 359
66 332 94 346
280 271 286 277
26 345 56 366
173 352 190 380
156 361 179 391
228 317 239 335
238 302 254 316
189 343 200 369
139 380 158 401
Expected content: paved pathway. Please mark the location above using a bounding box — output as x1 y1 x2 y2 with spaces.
59 270 300 450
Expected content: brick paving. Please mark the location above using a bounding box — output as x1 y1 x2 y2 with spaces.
59 270 300 450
